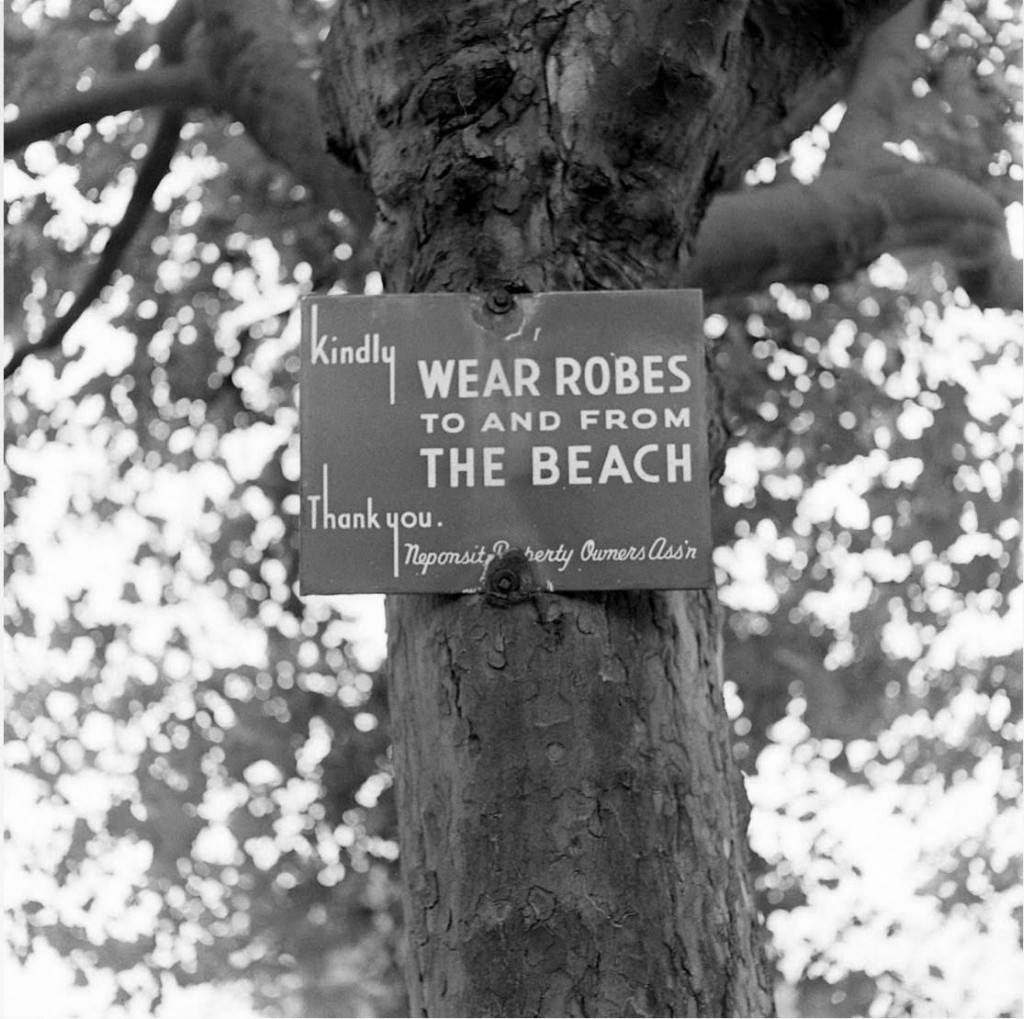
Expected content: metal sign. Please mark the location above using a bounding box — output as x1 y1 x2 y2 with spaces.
299 290 711 594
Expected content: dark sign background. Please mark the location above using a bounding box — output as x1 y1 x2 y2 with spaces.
300 290 711 594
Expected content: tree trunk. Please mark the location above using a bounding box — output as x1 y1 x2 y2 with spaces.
386 590 772 1016
318 0 899 1013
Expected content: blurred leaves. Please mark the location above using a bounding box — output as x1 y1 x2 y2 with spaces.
711 266 1022 1016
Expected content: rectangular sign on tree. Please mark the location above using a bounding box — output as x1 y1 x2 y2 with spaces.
300 290 711 594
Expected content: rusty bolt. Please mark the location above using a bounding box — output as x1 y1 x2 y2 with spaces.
483 548 533 605
491 568 520 594
485 288 515 314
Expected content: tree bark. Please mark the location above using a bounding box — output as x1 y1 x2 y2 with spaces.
386 589 772 1016
318 1 913 1014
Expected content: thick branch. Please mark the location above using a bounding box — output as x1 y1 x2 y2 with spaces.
696 0 1020 311
197 0 374 233
4 64 207 154
4 110 183 380
720 65 850 190
721 0 917 182
828 0 935 165
683 164 1021 309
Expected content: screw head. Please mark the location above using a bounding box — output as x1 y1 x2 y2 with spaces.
486 289 515 314
482 548 533 605
491 568 519 594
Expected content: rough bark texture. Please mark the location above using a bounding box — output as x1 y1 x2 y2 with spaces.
321 0 909 295
318 1 912 1015
386 589 772 1016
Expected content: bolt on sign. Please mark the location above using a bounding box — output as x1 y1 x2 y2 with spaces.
300 290 712 594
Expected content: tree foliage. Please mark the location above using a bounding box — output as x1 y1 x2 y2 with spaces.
4 0 1021 1016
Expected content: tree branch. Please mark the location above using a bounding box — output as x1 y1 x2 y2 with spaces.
723 0 917 183
690 0 1020 311
827 0 936 166
196 0 374 234
156 0 196 63
4 110 184 380
720 65 850 190
682 164 1020 309
4 65 208 155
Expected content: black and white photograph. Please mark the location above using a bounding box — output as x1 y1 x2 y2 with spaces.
4 0 1021 1016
